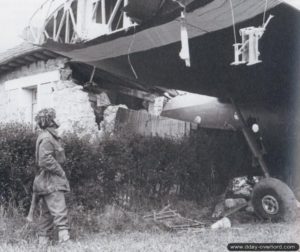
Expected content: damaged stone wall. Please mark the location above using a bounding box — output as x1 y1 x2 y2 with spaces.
0 56 186 141
52 80 100 140
88 92 129 137
99 104 128 137
0 58 100 140
148 96 165 116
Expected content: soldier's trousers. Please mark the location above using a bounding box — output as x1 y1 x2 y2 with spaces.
38 191 69 237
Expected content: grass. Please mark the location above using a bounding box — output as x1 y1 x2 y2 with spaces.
0 204 299 252
0 223 299 252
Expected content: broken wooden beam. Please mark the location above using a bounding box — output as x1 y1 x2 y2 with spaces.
170 223 204 229
118 86 157 102
223 202 249 218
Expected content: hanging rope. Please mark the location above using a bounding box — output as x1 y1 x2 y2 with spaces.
173 0 185 9
229 0 237 44
128 25 138 79
263 0 269 25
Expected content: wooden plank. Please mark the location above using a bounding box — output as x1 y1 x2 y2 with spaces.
24 55 39 62
118 86 156 102
0 65 13 70
8 62 21 67
42 50 58 58
223 202 249 218
115 108 190 138
33 53 48 60
15 58 30 65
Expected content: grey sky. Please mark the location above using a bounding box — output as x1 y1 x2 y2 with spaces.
0 0 299 53
0 0 43 52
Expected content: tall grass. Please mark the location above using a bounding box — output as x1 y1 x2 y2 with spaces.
0 199 214 249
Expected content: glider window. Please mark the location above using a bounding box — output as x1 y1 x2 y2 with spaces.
92 1 103 24
26 0 135 44
92 0 132 32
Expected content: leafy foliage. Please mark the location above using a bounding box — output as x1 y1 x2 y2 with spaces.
0 123 36 212
0 123 252 212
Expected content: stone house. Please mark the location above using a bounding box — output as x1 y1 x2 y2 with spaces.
0 43 190 140
0 43 102 139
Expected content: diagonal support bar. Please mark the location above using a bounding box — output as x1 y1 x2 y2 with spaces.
230 98 270 178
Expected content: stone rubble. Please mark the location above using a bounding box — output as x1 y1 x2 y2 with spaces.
99 104 128 137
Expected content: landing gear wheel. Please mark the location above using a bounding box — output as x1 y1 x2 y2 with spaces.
251 177 297 222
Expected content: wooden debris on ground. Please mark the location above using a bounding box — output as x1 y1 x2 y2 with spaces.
143 204 206 231
223 202 249 218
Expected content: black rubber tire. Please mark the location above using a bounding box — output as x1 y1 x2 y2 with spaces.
251 177 297 222
294 187 300 201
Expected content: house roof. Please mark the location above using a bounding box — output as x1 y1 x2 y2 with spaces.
0 42 62 75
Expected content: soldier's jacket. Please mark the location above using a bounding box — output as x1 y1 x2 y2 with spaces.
33 128 70 195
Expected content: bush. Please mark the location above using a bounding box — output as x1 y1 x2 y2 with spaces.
62 133 104 209
0 123 36 213
100 129 252 207
0 123 253 213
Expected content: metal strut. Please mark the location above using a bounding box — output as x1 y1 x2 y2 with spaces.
230 98 270 178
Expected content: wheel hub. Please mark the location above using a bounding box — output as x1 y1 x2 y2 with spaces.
261 195 279 215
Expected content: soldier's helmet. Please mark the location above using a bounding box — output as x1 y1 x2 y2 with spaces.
35 108 58 129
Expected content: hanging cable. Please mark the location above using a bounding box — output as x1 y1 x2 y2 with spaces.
229 0 237 44
173 0 185 9
263 0 268 25
128 25 138 79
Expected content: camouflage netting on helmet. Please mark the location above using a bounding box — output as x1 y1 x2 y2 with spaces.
35 108 57 129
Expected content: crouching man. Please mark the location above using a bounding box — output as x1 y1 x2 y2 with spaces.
33 108 70 245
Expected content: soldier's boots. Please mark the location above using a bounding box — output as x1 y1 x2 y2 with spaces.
58 229 70 243
38 235 50 249
38 230 70 247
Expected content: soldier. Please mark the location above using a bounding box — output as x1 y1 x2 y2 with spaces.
33 108 70 245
